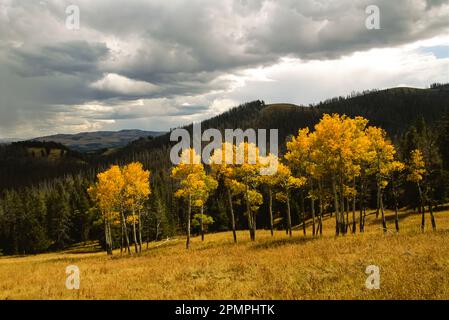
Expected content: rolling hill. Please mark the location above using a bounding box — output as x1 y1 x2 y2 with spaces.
33 129 165 152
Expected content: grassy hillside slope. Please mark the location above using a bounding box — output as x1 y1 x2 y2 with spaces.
1 209 448 300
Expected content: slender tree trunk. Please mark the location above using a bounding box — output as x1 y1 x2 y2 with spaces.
376 189 380 219
417 183 425 232
121 210 131 254
363 206 367 232
286 188 292 237
108 222 113 254
104 219 112 255
318 181 323 236
376 174 381 219
352 178 356 234
429 200 437 230
394 206 399 232
379 187 387 233
227 187 237 243
138 209 143 253
392 179 399 232
200 205 204 241
155 221 160 242
394 205 400 232
147 218 154 249
186 194 191 249
345 198 349 233
376 159 386 233
106 220 111 255
120 219 124 254
132 210 138 253
310 180 316 237
246 186 255 241
359 199 364 233
332 176 340 236
252 212 257 241
300 190 306 236
339 179 346 235
268 187 274 236
359 176 365 233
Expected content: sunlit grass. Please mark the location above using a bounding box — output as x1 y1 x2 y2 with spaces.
1 209 448 300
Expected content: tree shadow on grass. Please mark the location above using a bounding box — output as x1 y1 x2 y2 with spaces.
385 211 414 222
61 242 103 254
193 239 245 252
364 210 415 226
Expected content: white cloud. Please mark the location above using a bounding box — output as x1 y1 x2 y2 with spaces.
226 37 449 105
90 73 159 95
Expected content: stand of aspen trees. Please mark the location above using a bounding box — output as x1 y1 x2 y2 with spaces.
89 114 434 253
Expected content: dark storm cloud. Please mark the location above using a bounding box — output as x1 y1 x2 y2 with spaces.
10 41 109 77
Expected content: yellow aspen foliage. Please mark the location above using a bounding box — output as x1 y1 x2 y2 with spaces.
88 165 124 222
273 162 306 191
87 165 125 255
407 149 426 183
88 162 151 255
210 143 244 197
285 128 312 174
172 148 217 247
232 142 263 241
247 189 263 212
122 162 151 214
172 149 215 203
365 126 399 188
210 143 241 242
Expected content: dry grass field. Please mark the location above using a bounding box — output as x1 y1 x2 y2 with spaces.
1 209 449 300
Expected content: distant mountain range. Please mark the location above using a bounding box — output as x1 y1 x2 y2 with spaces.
33 129 166 152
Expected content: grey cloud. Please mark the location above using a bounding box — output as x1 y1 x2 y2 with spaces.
245 0 449 59
425 0 449 9
0 0 448 137
100 104 211 121
69 0 449 87
10 41 109 77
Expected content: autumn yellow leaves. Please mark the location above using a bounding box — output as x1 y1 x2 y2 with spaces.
172 149 218 249
88 162 150 255
89 113 432 254
284 114 415 236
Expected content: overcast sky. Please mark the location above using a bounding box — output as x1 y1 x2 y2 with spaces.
0 0 448 138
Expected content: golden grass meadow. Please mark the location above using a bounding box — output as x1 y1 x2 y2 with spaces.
1 209 448 300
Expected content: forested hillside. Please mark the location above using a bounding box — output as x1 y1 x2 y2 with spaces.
114 84 449 158
0 141 89 189
1 84 449 256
